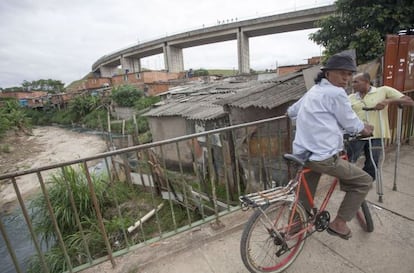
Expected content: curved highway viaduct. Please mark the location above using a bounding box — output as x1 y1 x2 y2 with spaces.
92 4 335 77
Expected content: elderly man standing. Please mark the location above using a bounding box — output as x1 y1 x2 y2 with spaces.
287 53 373 240
347 72 414 180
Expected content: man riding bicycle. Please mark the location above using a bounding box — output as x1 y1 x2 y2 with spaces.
287 53 373 240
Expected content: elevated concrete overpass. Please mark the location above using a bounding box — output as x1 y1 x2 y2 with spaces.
92 4 336 76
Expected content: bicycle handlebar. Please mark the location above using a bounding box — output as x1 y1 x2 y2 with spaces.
363 104 405 111
343 133 373 141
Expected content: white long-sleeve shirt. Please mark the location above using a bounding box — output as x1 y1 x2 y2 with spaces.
287 79 364 161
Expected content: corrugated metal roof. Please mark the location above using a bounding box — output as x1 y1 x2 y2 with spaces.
143 72 307 120
143 92 234 121
216 72 307 109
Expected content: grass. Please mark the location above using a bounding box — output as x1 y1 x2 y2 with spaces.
0 144 11 153
207 69 238 77
26 165 204 273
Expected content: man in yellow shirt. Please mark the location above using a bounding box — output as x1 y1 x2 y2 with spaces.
347 72 413 180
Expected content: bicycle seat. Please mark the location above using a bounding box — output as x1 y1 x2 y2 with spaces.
283 151 311 166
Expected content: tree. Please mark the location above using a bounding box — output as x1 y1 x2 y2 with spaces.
0 100 32 137
309 0 414 64
21 79 65 93
68 94 101 121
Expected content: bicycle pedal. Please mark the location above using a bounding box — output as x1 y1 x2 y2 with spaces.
275 244 289 257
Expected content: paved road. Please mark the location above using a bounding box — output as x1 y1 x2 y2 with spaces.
82 143 414 273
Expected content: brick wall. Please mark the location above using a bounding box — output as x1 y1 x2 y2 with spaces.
85 78 112 89
277 64 311 76
146 83 170 96
0 91 47 100
112 73 144 87
141 71 181 83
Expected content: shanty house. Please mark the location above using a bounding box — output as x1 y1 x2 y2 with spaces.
143 79 254 189
143 69 318 194
215 67 319 192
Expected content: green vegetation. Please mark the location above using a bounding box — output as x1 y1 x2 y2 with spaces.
134 96 160 111
26 165 201 273
110 116 149 135
207 69 238 77
27 166 108 273
69 94 102 120
106 84 159 140
2 82 158 138
20 84 158 143
192 68 209 77
21 79 64 93
0 99 32 138
0 143 11 153
25 93 109 129
111 85 144 107
1 78 64 93
310 0 414 64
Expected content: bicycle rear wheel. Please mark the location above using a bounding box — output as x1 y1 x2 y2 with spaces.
356 200 374 232
240 201 308 273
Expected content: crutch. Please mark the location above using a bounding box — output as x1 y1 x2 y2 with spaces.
362 107 385 203
393 105 403 191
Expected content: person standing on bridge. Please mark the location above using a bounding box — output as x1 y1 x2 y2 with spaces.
347 72 414 180
287 53 373 240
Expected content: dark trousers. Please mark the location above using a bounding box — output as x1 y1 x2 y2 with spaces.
346 138 382 180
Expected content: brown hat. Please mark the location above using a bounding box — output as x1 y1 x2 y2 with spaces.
321 53 357 72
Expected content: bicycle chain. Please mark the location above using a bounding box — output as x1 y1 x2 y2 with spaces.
284 212 330 252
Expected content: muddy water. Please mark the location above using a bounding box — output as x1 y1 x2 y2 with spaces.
0 206 39 273
0 126 110 272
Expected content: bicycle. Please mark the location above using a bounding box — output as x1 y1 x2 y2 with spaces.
239 143 374 273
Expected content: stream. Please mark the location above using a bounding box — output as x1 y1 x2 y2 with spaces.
0 126 113 273
0 205 42 273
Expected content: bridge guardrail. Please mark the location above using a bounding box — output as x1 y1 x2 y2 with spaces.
1 99 413 273
0 115 291 273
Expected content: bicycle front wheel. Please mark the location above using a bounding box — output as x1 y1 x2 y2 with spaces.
356 200 374 232
240 201 308 273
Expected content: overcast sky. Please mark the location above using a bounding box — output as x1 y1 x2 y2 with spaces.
0 0 334 88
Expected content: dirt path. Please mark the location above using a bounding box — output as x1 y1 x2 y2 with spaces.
0 126 108 213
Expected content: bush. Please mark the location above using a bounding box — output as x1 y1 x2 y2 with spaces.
136 116 149 133
24 109 52 125
111 85 143 107
193 68 209 77
68 94 102 122
28 166 109 272
0 115 12 138
0 99 31 137
81 108 108 129
0 144 11 153
134 96 161 111
49 109 75 125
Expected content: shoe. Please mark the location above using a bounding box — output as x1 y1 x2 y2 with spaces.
326 226 352 240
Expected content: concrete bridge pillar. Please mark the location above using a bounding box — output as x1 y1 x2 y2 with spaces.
163 44 184 72
237 29 250 74
121 56 141 73
100 64 119 78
